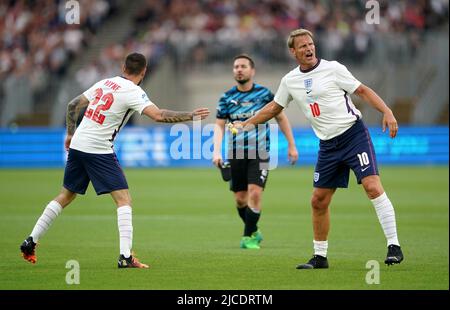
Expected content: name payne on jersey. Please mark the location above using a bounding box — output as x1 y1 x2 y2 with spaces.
71 76 153 154
104 79 121 91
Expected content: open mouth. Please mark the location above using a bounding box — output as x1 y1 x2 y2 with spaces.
306 52 313 60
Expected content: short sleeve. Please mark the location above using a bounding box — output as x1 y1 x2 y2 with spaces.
334 62 361 94
216 94 229 119
82 81 100 101
132 90 154 114
265 90 275 103
274 77 292 107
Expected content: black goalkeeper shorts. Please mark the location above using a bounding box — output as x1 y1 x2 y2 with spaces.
229 158 269 192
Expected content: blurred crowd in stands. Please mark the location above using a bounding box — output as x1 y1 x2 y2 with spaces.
0 0 117 125
76 0 448 94
0 0 448 126
131 0 449 67
75 0 450 90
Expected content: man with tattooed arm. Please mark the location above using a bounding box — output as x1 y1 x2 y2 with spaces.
20 53 209 268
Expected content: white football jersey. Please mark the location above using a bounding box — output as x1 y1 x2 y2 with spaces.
70 76 154 153
274 59 362 140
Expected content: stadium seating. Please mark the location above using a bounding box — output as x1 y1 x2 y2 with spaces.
0 0 448 126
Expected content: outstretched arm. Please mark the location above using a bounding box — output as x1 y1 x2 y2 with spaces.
212 119 226 167
143 105 210 123
65 94 90 150
242 101 284 127
354 84 398 138
275 112 298 165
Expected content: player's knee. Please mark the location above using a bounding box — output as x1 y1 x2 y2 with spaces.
111 189 132 207
248 187 262 203
364 182 383 199
311 194 328 210
55 191 76 208
234 192 247 207
113 196 131 207
235 197 247 207
248 192 261 205
366 188 383 199
117 197 132 207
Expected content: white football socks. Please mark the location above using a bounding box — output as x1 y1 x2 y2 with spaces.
30 200 63 242
313 240 328 257
371 192 400 247
117 205 133 258
250 207 261 214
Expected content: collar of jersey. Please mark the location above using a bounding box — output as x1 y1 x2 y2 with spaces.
299 58 321 73
235 83 256 93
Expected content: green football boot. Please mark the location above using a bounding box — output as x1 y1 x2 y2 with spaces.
240 236 260 249
251 230 263 244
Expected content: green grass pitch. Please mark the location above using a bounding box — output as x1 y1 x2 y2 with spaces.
0 166 448 290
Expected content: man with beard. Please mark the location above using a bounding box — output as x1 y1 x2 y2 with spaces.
213 54 298 249
20 53 210 268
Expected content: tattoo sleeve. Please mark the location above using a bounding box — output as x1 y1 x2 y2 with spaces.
66 95 88 135
159 109 193 123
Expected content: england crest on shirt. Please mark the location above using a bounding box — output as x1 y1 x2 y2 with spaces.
304 78 313 90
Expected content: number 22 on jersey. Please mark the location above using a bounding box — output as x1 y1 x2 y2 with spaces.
85 88 114 125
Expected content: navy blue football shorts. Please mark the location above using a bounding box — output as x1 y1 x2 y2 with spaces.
63 148 128 195
313 119 379 189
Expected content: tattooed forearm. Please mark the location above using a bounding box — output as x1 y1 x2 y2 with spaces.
66 97 81 135
66 95 88 135
159 109 193 123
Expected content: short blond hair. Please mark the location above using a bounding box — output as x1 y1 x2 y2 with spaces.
287 29 314 48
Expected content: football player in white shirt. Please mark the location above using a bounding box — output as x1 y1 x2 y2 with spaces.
20 53 210 268
230 29 403 269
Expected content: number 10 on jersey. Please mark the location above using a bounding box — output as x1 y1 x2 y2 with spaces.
309 102 321 117
85 88 114 125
